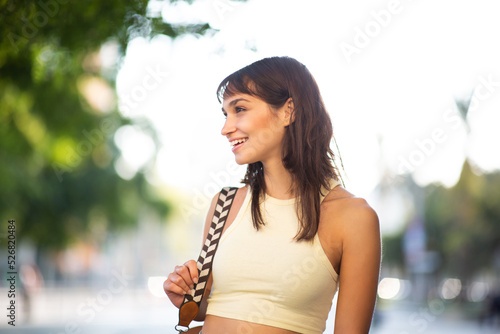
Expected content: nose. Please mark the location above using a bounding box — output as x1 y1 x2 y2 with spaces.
221 115 236 136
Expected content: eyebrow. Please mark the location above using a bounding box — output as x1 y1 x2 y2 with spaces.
221 98 250 113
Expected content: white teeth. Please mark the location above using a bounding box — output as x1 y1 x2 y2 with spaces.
230 138 248 147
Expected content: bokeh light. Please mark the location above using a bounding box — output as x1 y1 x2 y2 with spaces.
440 278 462 300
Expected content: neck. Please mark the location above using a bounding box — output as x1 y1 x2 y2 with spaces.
262 159 294 199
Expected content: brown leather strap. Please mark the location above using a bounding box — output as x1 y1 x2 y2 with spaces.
176 187 238 332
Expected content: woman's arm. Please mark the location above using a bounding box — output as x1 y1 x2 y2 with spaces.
334 198 381 334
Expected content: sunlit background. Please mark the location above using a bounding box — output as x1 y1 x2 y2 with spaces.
1 0 500 333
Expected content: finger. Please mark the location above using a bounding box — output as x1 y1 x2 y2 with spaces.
175 265 196 290
184 260 199 284
167 272 191 294
163 277 187 296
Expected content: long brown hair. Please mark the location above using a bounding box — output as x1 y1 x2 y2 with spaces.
217 56 342 241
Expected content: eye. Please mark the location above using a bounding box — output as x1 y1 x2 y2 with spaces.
235 107 246 113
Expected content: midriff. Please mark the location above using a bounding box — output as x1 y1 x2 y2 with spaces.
202 315 300 334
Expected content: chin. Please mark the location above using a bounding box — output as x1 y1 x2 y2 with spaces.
234 154 257 166
234 157 248 165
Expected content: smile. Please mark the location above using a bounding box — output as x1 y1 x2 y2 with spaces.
230 138 248 147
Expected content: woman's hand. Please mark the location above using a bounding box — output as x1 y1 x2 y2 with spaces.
163 260 199 308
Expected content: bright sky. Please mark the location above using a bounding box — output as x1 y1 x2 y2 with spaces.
111 0 500 234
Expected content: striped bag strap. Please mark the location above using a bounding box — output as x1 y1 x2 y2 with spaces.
175 186 238 333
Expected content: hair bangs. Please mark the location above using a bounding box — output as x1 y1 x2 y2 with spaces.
217 71 258 103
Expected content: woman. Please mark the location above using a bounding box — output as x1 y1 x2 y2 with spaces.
164 56 381 333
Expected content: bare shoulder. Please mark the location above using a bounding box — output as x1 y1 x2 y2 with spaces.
320 185 379 235
233 185 249 204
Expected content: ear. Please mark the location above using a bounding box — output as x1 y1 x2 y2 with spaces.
283 97 295 126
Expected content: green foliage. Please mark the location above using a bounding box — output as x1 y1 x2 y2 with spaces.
0 0 216 249
380 163 500 281
424 161 500 280
382 233 404 268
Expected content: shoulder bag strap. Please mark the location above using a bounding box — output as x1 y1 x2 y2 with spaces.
175 186 238 333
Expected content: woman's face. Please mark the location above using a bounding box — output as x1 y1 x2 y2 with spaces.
221 93 289 166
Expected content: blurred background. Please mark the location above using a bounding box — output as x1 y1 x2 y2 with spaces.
1 0 499 333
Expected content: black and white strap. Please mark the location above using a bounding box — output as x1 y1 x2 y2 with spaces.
176 186 238 332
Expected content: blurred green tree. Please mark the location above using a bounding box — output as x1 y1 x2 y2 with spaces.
381 162 500 286
425 161 500 282
0 0 217 250
423 94 500 282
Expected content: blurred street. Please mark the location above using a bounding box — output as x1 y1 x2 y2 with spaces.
1 287 498 334
371 303 499 334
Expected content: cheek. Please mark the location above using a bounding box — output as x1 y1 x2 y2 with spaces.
254 114 279 132
253 121 285 149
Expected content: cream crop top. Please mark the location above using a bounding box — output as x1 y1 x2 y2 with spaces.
206 180 340 334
